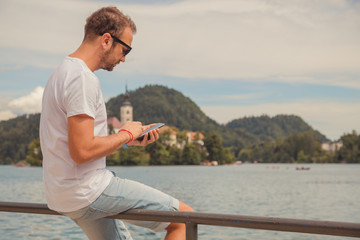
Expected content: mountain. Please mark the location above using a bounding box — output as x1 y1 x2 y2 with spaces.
0 85 329 163
107 85 219 132
106 85 328 145
106 85 251 147
226 115 328 143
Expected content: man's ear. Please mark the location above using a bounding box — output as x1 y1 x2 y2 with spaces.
100 33 113 50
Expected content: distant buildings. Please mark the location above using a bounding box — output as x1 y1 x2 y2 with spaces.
160 126 205 148
120 89 133 125
107 89 204 149
321 141 343 152
186 132 204 146
160 126 178 146
107 87 133 134
107 117 122 133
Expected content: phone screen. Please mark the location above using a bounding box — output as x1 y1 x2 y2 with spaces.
136 123 165 141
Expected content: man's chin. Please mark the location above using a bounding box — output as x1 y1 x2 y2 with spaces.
103 65 115 71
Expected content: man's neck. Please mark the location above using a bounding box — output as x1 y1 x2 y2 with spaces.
69 43 102 72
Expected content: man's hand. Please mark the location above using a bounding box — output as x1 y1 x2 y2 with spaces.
68 116 146 165
127 123 160 147
119 121 143 141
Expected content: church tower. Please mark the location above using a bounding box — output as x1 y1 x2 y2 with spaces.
120 85 133 125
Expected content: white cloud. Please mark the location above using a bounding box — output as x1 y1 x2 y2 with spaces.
8 86 44 114
0 110 17 121
200 101 360 140
126 0 360 86
1 0 359 88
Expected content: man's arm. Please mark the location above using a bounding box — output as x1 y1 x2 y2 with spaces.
68 114 149 165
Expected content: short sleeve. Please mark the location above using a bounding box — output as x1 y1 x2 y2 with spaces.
64 71 100 119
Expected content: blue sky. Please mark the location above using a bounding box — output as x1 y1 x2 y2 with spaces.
0 0 359 140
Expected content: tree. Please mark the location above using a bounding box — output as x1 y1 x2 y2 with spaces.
182 143 201 165
168 145 182 165
146 141 171 165
25 138 43 166
238 149 252 162
107 146 149 166
204 132 234 164
204 132 223 162
336 131 360 163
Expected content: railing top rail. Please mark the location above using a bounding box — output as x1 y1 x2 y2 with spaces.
0 201 359 238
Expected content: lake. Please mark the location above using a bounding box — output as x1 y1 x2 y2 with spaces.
0 164 359 239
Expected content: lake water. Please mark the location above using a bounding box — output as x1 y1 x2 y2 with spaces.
0 164 359 240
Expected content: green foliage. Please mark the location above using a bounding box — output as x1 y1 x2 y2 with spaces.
204 132 223 162
204 132 234 164
182 143 202 165
0 114 40 164
336 131 360 163
237 131 325 163
25 138 43 166
107 146 149 166
226 114 328 144
105 85 244 147
1 85 359 165
107 85 217 132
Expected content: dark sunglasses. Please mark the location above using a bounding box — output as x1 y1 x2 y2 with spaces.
100 33 132 56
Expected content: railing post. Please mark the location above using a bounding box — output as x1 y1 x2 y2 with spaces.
186 222 198 240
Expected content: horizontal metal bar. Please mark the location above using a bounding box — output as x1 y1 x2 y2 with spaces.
0 201 359 238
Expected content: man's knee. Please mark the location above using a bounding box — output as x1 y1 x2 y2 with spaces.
165 201 194 232
178 201 194 212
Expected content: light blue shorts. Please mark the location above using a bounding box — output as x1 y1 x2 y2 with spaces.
62 176 180 240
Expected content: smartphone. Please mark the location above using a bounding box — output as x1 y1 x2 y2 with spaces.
136 123 165 141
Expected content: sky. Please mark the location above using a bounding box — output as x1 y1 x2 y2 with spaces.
0 0 359 140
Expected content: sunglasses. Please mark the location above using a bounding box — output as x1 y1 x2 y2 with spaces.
100 33 132 56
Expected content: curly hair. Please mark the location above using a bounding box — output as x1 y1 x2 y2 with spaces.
84 7 136 41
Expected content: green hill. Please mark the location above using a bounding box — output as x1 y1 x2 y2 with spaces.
107 85 219 131
106 85 328 146
0 85 329 163
106 85 248 147
226 115 328 143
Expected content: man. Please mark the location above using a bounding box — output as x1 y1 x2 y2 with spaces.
40 6 193 240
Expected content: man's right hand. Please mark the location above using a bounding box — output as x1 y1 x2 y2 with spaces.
119 121 143 140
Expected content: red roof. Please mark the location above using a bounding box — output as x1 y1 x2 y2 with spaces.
107 117 122 129
160 126 177 135
187 132 204 140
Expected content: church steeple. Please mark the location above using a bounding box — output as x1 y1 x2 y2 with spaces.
120 83 133 125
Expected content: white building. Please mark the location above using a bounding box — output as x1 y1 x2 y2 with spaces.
120 89 133 125
321 141 343 152
108 87 133 134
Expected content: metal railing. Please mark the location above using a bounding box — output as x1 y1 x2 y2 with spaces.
0 201 359 239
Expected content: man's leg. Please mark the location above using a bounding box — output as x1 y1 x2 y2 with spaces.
62 205 133 240
165 201 194 240
64 176 194 239
75 217 132 240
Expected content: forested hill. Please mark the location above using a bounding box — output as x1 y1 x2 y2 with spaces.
107 85 219 132
106 85 247 147
106 85 328 145
1 84 329 163
226 115 328 143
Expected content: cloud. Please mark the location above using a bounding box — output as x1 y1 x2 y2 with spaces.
126 0 360 86
0 110 17 121
200 100 360 140
1 0 359 88
8 86 44 115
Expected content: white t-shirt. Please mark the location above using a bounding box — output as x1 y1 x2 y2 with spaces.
40 56 113 212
